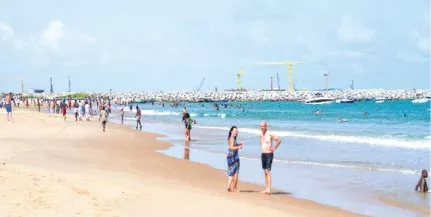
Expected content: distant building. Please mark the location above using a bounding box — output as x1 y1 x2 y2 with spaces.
33 89 45 93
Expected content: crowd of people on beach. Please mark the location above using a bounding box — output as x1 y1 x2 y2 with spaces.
1 94 429 195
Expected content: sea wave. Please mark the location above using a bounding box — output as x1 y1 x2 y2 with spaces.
240 156 419 175
203 113 226 118
118 109 197 117
412 98 430 104
187 147 419 175
193 125 431 150
121 109 181 116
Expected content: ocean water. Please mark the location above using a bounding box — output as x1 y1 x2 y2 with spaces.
110 100 430 217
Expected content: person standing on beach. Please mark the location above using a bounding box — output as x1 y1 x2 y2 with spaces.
226 126 243 192
78 100 84 122
5 93 13 123
135 105 142 130
259 121 281 195
84 101 90 121
120 105 125 124
60 100 68 122
182 113 191 141
36 97 41 112
99 106 108 132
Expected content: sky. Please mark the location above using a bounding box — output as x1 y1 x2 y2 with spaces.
0 0 430 92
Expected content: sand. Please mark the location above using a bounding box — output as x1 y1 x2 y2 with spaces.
0 108 363 217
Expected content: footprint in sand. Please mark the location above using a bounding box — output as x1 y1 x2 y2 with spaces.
72 187 90 196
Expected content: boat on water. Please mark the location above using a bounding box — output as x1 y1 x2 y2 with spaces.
304 97 334 105
375 97 386 104
335 99 355 104
412 98 430 103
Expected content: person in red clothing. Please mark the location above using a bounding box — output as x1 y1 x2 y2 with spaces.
60 99 68 122
68 97 72 110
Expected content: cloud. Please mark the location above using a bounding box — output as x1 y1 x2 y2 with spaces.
98 52 110 65
397 52 429 63
337 16 374 43
249 21 271 44
41 20 65 50
63 61 79 67
0 22 14 41
412 30 430 52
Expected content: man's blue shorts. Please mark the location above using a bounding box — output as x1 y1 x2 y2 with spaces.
5 104 12 113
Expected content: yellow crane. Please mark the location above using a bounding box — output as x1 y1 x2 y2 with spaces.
256 61 303 92
237 70 246 90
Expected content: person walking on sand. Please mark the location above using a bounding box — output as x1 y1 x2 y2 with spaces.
259 121 281 195
60 99 68 122
226 126 243 192
36 97 41 112
85 101 90 121
135 105 142 130
5 93 13 123
120 105 124 124
99 106 109 132
78 100 84 122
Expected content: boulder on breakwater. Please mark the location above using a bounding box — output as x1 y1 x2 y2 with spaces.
102 89 431 103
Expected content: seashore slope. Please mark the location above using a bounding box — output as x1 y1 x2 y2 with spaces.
0 108 364 217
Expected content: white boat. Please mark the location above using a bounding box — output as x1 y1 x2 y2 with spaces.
412 98 430 103
304 97 334 105
335 99 355 104
375 97 385 104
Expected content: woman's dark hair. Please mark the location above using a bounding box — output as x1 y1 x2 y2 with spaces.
182 113 190 121
228 126 237 140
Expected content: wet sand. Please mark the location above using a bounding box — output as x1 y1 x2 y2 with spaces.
0 108 363 217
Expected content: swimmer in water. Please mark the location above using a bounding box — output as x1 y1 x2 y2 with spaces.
337 118 347 123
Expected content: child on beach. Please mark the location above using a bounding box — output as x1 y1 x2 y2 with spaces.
415 169 429 193
99 107 108 132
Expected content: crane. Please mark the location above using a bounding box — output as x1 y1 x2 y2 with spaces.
237 70 246 90
196 78 205 91
256 61 303 92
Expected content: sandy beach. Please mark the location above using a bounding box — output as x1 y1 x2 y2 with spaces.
0 108 364 217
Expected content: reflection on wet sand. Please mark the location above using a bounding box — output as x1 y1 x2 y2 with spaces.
184 140 190 160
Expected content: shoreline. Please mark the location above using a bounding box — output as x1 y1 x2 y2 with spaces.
109 102 430 216
0 107 365 217
115 117 430 217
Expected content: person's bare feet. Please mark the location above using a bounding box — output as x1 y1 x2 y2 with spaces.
233 188 240 192
261 189 270 195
